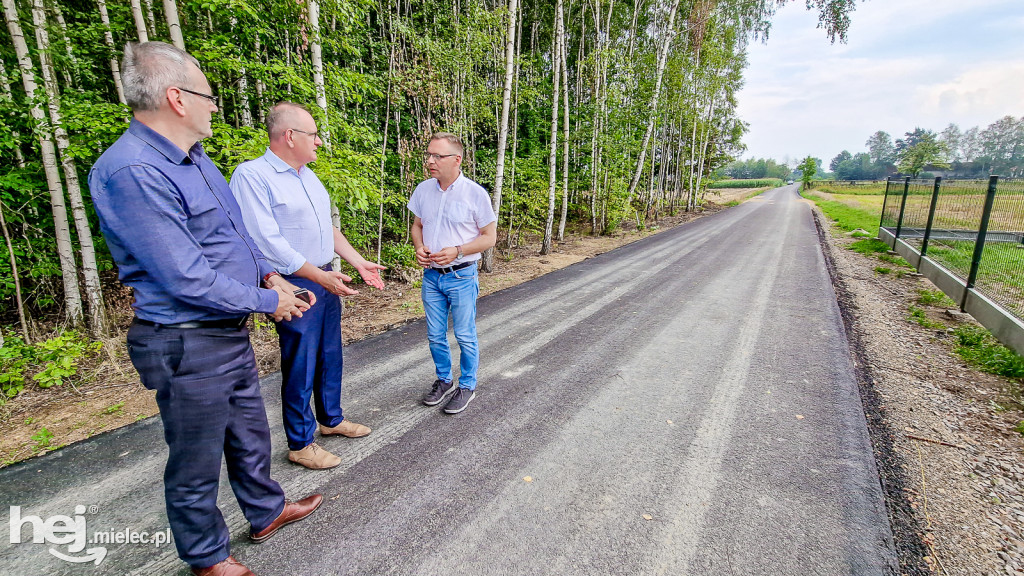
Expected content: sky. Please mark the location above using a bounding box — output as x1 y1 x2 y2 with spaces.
734 0 1024 166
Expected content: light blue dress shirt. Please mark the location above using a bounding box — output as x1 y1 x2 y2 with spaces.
230 149 335 275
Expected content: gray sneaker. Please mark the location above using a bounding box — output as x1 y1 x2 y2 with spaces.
423 379 455 406
443 388 476 414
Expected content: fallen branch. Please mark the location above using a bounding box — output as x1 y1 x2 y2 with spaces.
906 433 965 449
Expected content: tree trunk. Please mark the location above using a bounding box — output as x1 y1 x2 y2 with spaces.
4 0 84 326
96 0 126 104
308 0 331 146
48 1 80 90
625 0 683 200
557 7 570 242
0 199 30 342
32 0 106 334
376 37 395 264
129 0 148 42
481 0 518 272
143 0 155 37
162 0 184 50
540 0 563 255
230 16 253 127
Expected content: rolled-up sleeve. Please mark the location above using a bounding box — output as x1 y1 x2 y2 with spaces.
230 168 308 275
96 164 278 315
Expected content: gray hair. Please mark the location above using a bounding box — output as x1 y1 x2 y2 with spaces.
121 42 201 112
266 102 313 138
430 132 465 157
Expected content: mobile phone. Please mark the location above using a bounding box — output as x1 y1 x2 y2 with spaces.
293 288 311 304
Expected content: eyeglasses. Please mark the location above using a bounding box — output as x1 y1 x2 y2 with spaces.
176 87 218 104
289 128 319 139
423 153 457 161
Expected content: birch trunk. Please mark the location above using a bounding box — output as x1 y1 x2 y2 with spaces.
0 200 30 342
96 0 125 104
129 0 148 42
308 0 331 146
230 16 253 127
625 0 683 200
49 1 79 89
3 0 83 326
143 0 155 37
540 0 563 255
162 0 184 50
480 0 518 272
32 0 106 334
557 8 570 242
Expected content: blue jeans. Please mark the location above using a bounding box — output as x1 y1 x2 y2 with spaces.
422 262 480 390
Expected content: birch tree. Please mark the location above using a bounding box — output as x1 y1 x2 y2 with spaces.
129 0 148 42
3 0 83 325
540 0 564 255
96 0 126 104
162 0 184 50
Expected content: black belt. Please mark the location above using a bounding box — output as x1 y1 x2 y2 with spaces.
434 261 473 274
134 316 249 330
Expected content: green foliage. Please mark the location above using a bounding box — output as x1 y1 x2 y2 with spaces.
31 427 54 451
952 325 1024 380
850 238 890 255
797 157 817 190
100 401 125 416
874 266 892 275
708 178 784 189
803 193 880 235
0 336 31 405
0 331 102 401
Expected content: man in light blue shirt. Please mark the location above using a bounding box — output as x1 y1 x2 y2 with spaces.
231 102 385 470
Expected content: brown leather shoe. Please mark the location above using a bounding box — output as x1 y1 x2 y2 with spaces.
287 442 341 469
191 556 255 576
249 494 323 543
320 419 371 438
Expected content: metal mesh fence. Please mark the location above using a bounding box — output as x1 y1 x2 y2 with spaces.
974 178 1024 318
881 176 1024 322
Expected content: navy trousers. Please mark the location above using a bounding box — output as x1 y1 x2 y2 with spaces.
276 272 345 451
127 321 285 568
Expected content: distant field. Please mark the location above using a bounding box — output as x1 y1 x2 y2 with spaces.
803 188 884 235
708 178 784 189
811 182 888 196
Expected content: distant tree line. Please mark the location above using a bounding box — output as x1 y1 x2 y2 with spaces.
718 157 791 180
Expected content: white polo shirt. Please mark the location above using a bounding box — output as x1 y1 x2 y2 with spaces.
407 172 496 265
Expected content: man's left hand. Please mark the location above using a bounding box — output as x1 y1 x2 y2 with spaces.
428 247 459 266
356 262 387 290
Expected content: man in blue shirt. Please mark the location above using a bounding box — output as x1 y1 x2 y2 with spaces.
409 133 497 414
231 102 385 470
88 42 321 576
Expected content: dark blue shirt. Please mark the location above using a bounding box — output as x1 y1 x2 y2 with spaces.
89 119 279 323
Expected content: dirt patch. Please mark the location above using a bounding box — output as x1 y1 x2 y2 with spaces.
0 208 715 466
816 209 1024 576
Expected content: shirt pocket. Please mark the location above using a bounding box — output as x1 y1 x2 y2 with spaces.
447 200 474 224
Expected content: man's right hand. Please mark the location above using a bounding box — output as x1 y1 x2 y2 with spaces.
271 285 311 321
415 245 433 268
318 269 359 296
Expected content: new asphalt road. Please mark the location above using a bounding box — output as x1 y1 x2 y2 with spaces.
0 185 899 575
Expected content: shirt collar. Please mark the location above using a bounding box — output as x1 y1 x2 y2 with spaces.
128 118 203 165
435 171 464 193
262 148 299 174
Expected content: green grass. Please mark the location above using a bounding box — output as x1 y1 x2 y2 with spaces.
803 192 881 236
917 288 957 308
708 178 784 189
952 325 1024 381
908 306 947 330
850 238 889 255
812 183 887 196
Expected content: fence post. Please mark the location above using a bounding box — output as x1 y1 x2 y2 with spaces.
920 177 942 256
894 177 911 239
962 175 1000 311
879 177 892 232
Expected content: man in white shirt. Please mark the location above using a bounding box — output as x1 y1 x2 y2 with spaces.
408 133 497 414
230 102 385 469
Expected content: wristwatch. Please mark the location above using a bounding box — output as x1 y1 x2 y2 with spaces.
456 245 464 260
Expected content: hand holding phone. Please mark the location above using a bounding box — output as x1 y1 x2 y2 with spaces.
293 288 312 304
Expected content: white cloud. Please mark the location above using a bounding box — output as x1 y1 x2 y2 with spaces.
735 0 1024 164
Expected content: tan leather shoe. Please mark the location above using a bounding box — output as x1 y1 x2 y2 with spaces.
320 419 371 438
191 555 255 576
249 494 323 543
287 442 341 469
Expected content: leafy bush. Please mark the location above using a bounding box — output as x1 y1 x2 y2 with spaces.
0 330 102 404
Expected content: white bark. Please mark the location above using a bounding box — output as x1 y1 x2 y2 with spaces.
3 0 83 325
625 0 683 200
129 0 148 42
308 0 331 146
557 8 570 242
230 16 253 127
143 0 155 37
96 0 126 104
162 0 184 50
540 0 563 255
481 0 518 272
32 0 106 334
